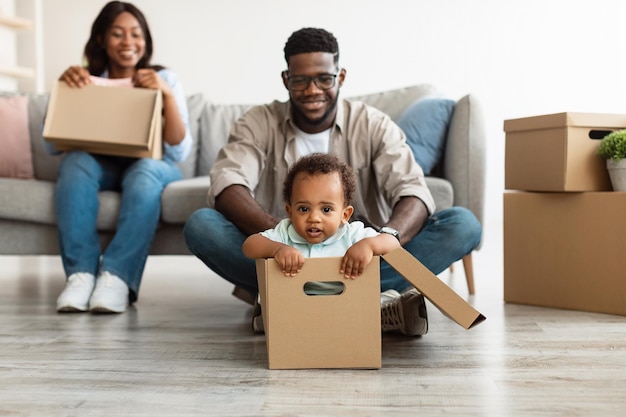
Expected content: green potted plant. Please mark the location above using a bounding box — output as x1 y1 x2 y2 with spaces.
598 129 626 191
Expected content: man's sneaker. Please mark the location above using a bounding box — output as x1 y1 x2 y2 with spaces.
232 285 256 305
57 272 96 312
380 288 428 336
89 272 129 314
251 295 264 334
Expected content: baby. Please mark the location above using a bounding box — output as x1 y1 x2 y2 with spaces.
242 152 400 279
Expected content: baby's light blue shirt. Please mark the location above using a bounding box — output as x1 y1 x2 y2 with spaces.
261 218 379 258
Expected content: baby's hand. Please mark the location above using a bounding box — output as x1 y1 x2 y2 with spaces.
340 241 374 279
273 246 304 277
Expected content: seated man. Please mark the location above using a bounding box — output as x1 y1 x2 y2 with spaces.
184 27 482 336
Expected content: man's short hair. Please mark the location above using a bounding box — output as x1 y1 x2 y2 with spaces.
284 27 339 66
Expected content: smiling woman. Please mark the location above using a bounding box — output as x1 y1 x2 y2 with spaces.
47 1 193 315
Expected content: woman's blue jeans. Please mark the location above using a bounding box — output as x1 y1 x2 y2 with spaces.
183 206 482 296
55 151 182 302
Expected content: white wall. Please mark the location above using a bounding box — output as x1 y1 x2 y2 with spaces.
0 0 18 91
38 0 626 263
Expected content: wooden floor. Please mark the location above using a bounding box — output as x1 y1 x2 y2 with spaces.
1 245 625 417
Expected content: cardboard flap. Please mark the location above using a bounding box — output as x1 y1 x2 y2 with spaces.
382 248 485 329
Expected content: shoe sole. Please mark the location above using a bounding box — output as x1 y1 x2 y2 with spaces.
57 305 88 313
89 305 126 314
251 298 264 333
252 315 264 334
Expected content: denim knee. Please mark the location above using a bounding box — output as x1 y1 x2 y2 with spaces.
183 208 220 255
58 151 100 180
123 159 180 186
450 207 482 252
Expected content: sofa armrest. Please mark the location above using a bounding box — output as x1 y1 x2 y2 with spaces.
443 94 486 244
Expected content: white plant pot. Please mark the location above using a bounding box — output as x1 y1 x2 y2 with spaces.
606 159 626 191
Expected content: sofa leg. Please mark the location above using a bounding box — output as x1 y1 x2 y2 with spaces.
462 253 475 295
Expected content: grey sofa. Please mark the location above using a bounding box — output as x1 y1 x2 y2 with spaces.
0 84 484 290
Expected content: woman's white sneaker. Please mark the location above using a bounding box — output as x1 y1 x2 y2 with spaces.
89 272 129 314
56 272 96 312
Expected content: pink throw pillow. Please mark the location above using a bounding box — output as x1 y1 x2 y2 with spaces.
0 96 34 179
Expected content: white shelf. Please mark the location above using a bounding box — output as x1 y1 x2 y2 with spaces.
0 7 39 91
0 64 35 79
0 14 33 30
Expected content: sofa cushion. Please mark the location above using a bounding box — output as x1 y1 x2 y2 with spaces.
26 92 63 181
198 102 252 176
161 176 212 223
396 97 455 175
424 176 454 213
176 93 206 179
348 84 437 122
0 178 56 224
0 96 34 179
0 177 120 230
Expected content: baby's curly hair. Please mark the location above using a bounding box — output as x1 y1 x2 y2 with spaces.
283 27 339 66
283 153 356 206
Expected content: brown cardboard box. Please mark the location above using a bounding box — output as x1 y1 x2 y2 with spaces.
43 81 162 159
257 256 382 370
256 248 485 370
503 112 626 191
504 191 626 316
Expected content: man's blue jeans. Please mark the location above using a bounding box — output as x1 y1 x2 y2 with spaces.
55 151 182 301
183 206 482 296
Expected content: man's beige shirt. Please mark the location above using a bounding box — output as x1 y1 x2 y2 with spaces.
207 98 435 228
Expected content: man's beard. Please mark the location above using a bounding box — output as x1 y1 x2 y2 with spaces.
291 94 339 127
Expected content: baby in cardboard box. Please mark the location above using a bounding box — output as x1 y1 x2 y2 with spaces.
243 153 428 336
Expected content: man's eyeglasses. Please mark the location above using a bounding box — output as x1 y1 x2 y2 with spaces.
286 73 338 91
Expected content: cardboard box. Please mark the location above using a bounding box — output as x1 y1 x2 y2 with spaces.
503 112 626 191
256 248 486 370
504 191 626 316
43 81 162 159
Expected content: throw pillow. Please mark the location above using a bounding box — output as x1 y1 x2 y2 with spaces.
0 96 34 179
396 97 455 175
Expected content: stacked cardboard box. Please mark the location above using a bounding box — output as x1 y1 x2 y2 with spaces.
503 112 626 316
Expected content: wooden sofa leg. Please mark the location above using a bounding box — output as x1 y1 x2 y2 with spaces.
462 253 475 295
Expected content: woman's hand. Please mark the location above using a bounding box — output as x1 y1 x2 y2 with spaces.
133 68 185 145
59 66 91 88
133 69 172 95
